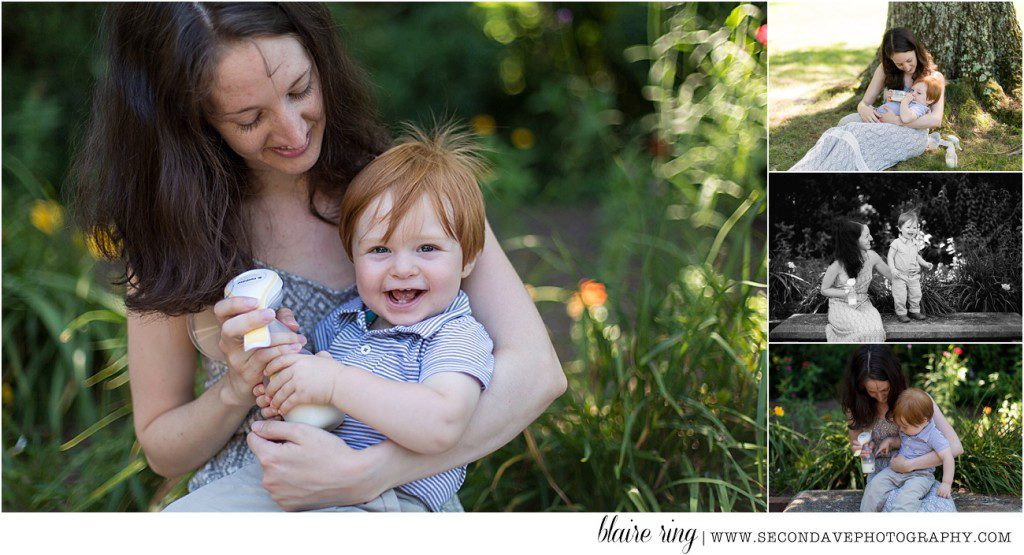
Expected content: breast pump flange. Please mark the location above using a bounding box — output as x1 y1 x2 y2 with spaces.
186 268 344 430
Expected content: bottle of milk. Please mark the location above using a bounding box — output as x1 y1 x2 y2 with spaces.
845 278 858 306
857 431 875 473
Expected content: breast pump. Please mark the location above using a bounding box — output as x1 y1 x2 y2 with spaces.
186 269 344 430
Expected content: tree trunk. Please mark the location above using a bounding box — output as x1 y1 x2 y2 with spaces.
861 2 1022 106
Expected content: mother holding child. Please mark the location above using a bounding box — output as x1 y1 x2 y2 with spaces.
73 3 566 511
791 28 947 171
841 346 962 512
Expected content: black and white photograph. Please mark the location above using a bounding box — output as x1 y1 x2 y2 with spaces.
769 173 1022 342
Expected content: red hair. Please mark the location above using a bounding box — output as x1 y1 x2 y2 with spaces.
339 122 488 267
914 74 943 103
893 387 934 426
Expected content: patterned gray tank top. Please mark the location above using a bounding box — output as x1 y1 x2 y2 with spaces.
188 261 466 511
188 261 357 492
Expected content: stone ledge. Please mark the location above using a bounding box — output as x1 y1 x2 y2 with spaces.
782 490 1022 512
769 312 1022 342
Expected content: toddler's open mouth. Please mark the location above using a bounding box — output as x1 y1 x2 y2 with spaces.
387 288 425 305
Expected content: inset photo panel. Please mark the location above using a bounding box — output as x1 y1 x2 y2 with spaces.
769 1 1023 171
768 173 1022 343
768 343 1022 513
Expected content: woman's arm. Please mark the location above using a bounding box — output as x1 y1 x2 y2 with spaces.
890 400 964 472
128 296 305 477
904 73 945 129
820 261 848 299
248 221 566 510
857 65 887 123
869 250 893 281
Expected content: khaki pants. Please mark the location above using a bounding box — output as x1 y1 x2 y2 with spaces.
891 274 922 316
163 463 429 512
860 467 935 512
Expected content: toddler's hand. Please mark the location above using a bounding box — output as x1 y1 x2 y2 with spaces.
925 261 934 271
936 483 952 498
889 454 911 473
262 351 342 416
876 436 898 456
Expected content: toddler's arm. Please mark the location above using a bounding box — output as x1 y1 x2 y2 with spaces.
331 368 483 455
899 96 920 124
262 352 484 455
936 447 954 498
917 253 933 270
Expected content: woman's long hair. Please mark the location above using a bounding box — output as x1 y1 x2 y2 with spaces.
841 345 909 431
72 3 389 315
833 219 866 279
878 27 937 90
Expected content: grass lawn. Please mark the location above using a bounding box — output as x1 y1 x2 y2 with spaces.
769 46 1023 171
768 1 1024 172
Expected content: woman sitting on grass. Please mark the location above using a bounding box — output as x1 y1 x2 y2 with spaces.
842 345 961 512
820 220 891 343
790 28 945 171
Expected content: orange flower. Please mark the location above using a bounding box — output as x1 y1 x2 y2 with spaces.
579 279 607 308
983 406 992 415
773 406 784 417
566 293 584 321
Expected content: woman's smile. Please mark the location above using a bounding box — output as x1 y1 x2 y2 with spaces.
268 129 312 159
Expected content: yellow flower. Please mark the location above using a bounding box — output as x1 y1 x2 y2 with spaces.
579 279 607 308
773 406 784 417
2 383 12 406
983 406 992 415
511 127 535 149
30 199 64 235
471 114 497 136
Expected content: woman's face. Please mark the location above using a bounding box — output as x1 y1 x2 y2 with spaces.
863 379 891 405
890 50 918 75
206 36 325 178
858 224 873 251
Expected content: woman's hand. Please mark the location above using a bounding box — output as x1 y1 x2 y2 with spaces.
247 419 385 510
857 101 881 123
877 109 902 125
214 297 306 407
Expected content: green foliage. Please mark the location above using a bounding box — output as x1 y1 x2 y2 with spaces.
463 3 768 512
770 345 1023 497
768 46 1023 171
3 3 767 512
771 401 1023 496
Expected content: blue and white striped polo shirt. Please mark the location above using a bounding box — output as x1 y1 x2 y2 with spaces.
309 290 493 511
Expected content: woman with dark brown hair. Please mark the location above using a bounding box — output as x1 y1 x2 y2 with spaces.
790 28 946 171
840 345 961 511
73 3 565 511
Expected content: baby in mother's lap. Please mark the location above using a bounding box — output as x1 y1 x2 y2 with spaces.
876 74 942 125
860 388 955 512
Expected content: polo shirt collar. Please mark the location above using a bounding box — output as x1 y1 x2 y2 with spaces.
335 290 472 339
